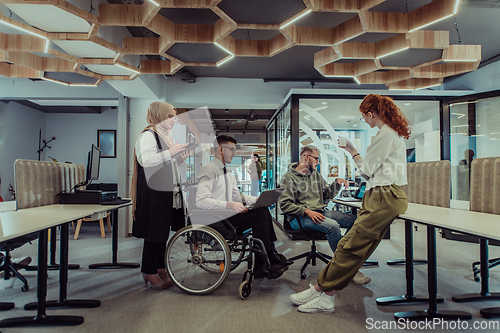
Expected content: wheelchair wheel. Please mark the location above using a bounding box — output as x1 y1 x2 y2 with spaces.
238 281 251 300
166 225 231 295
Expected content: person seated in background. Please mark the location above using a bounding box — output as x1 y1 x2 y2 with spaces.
278 145 370 285
196 135 290 279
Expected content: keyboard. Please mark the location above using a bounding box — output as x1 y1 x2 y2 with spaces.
101 198 131 205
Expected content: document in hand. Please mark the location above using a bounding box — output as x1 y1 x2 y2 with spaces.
250 187 286 210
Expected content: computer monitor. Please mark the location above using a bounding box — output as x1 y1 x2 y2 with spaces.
87 144 101 182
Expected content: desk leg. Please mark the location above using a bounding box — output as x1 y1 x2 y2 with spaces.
451 239 500 318
25 227 80 271
0 230 83 328
378 221 441 305
394 226 471 320
24 222 101 310
89 209 139 269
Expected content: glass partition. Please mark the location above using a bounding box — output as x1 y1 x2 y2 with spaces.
299 98 440 184
450 96 500 204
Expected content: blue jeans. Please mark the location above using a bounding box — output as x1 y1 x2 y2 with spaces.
292 210 356 253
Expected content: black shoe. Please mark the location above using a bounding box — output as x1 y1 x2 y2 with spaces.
269 253 293 267
253 265 270 279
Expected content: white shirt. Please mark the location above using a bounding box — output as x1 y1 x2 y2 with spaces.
196 158 256 210
135 130 182 207
135 131 172 168
355 124 407 191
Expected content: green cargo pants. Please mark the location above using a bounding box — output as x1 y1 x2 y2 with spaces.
317 184 408 292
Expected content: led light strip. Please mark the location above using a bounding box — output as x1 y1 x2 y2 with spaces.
217 55 234 67
449 100 478 107
214 42 234 56
41 77 68 86
409 1 460 33
115 63 141 74
0 18 47 40
416 83 442 90
280 10 312 29
377 47 409 59
325 75 361 84
443 59 477 62
147 0 160 6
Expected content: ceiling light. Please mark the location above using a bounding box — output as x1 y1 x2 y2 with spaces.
115 63 141 74
280 10 312 29
449 100 478 107
353 124 357 127
41 77 68 86
353 76 360 84
388 88 414 91
443 59 477 62
322 102 327 105
409 14 454 33
147 0 160 6
214 43 234 56
314 106 328 111
454 0 461 14
217 55 234 67
0 18 47 40
405 103 411 105
377 47 409 59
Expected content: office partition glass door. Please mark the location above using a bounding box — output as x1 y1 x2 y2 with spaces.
450 96 500 204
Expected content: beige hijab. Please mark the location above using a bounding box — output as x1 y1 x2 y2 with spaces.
130 102 176 219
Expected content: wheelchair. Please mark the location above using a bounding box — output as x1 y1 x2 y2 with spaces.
165 208 286 299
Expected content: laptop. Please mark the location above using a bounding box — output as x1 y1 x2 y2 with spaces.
248 187 286 210
336 182 366 202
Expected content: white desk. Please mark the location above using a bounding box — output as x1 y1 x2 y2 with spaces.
0 202 133 328
333 199 500 320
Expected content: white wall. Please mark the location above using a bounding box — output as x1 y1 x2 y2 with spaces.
45 107 118 183
0 101 46 201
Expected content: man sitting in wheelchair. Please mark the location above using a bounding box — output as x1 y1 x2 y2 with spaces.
195 135 290 279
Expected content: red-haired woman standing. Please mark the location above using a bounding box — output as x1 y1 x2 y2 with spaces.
290 94 411 313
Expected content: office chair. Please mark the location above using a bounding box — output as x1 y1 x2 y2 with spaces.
283 214 332 279
0 232 38 291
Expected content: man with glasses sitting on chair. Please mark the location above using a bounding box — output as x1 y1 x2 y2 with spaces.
279 145 370 285
195 135 290 279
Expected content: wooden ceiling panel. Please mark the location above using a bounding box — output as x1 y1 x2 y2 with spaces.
0 0 482 85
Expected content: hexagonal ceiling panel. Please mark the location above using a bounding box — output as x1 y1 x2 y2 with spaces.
218 0 306 24
166 43 229 64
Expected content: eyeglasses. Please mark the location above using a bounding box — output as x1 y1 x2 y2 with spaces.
307 154 320 162
221 145 236 153
168 114 177 121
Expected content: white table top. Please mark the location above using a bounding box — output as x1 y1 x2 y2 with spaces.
0 201 131 243
0 201 16 212
333 199 500 243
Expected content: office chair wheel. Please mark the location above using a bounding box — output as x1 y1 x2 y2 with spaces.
166 225 231 295
301 274 306 280
239 281 251 299
21 285 29 292
474 276 480 282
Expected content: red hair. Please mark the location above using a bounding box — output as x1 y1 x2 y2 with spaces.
359 94 412 139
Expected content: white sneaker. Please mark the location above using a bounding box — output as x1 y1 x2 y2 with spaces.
352 270 371 285
298 293 335 313
290 284 323 305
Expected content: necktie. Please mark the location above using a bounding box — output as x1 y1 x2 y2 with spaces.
222 166 229 201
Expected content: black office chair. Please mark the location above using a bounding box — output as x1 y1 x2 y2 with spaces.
0 232 38 292
283 214 332 279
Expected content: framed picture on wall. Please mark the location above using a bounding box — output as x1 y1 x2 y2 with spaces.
97 130 116 158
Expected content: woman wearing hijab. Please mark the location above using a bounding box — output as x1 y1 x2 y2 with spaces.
130 102 189 289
